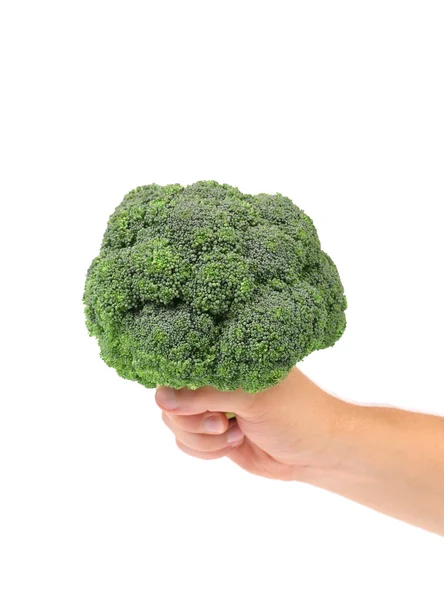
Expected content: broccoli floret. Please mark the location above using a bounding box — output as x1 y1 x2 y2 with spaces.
83 180 347 393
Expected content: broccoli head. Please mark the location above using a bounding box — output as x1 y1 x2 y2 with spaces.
83 181 347 393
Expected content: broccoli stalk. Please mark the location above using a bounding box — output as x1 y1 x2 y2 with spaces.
83 181 347 405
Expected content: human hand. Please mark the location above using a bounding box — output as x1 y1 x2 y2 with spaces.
155 368 349 481
156 368 444 535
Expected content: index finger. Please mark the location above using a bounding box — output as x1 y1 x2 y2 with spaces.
155 385 259 419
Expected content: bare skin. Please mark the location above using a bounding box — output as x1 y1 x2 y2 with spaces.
155 368 444 537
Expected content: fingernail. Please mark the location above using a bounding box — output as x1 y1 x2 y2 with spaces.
204 416 224 434
227 426 244 444
156 387 178 410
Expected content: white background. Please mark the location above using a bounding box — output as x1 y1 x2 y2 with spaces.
1 1 443 598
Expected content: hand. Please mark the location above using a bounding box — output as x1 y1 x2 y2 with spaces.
155 368 348 481
156 369 444 536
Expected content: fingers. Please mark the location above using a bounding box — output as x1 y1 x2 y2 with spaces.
155 385 260 419
175 439 242 461
161 411 230 435
162 411 245 455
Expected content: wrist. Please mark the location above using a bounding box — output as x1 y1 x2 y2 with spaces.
290 393 367 484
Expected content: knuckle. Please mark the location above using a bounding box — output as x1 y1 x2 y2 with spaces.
201 453 222 461
162 412 175 432
175 438 227 461
176 439 187 454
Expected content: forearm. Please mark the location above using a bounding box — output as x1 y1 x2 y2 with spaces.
302 398 444 536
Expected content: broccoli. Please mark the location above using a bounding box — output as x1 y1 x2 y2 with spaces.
83 180 347 394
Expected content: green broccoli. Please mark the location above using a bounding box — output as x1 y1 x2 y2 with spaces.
83 180 347 394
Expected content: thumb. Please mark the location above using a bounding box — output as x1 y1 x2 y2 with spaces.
155 385 260 420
